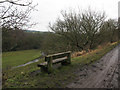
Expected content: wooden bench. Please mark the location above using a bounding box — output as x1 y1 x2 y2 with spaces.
37 51 71 73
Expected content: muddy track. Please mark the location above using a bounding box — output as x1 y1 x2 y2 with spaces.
67 45 119 88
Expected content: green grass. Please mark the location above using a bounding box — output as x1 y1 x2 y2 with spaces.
2 49 41 69
2 42 119 88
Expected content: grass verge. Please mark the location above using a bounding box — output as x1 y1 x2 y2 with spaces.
2 49 41 69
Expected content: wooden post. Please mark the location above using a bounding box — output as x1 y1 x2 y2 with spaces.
67 51 71 64
47 56 53 73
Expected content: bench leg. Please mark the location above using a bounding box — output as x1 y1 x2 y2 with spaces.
40 66 48 72
61 61 70 65
47 57 53 73
67 53 71 64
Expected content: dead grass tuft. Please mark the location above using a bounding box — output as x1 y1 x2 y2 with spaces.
71 41 117 58
71 50 86 58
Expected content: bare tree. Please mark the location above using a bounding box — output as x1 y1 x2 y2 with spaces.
49 9 106 51
0 0 37 30
80 9 106 49
100 19 118 43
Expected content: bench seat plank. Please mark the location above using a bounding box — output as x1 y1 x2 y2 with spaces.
38 57 67 67
52 56 67 64
38 62 47 66
47 51 71 57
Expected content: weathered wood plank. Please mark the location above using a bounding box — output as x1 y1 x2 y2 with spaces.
52 57 67 64
38 57 67 67
45 51 71 61
38 62 47 66
47 51 71 57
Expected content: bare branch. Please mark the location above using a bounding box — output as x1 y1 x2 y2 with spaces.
0 0 38 30
0 0 32 6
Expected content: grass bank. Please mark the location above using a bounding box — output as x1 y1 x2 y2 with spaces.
2 49 41 69
3 42 119 88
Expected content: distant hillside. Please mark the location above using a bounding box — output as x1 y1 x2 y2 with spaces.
24 30 49 33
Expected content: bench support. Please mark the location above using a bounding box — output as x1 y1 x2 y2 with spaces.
67 52 71 64
40 66 48 72
47 56 53 73
61 61 69 65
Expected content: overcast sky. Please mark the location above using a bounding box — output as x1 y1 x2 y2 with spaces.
29 0 120 31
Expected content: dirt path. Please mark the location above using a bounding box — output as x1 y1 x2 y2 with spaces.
67 45 119 88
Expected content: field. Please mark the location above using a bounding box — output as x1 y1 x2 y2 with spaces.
2 50 41 69
2 42 119 88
